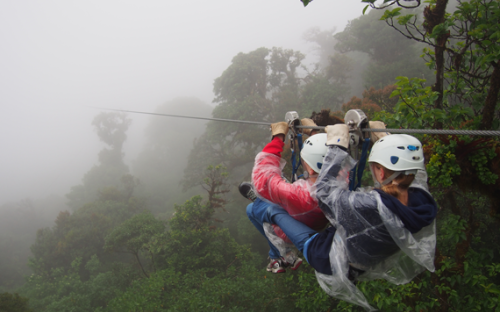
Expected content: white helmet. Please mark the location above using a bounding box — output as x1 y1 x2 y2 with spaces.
301 133 328 174
368 134 425 172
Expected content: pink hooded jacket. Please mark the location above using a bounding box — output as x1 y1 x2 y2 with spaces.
252 137 328 242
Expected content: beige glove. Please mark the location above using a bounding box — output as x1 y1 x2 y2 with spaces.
300 118 318 136
271 122 289 138
369 121 390 143
326 124 349 148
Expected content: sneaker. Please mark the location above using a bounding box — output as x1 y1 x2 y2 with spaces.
283 250 303 271
286 257 303 271
266 258 286 273
238 182 257 202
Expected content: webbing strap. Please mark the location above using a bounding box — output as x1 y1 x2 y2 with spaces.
349 138 371 191
349 165 356 191
291 133 303 182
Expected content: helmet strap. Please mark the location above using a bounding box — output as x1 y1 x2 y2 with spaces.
302 171 309 179
380 169 418 186
381 171 402 186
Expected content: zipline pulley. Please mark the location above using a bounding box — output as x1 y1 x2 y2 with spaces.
344 109 369 159
343 109 371 191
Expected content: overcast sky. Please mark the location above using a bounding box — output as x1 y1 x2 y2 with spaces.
0 0 366 204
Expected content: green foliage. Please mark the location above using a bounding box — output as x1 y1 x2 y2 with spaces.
105 212 165 256
0 292 32 312
28 189 143 279
335 8 432 89
426 138 462 187
0 196 66 292
380 8 402 20
375 75 498 190
19 256 137 312
301 0 312 7
155 195 251 275
440 214 467 245
105 211 165 277
381 0 500 130
469 147 498 185
293 270 337 311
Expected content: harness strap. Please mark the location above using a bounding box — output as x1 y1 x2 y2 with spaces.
349 138 371 191
291 133 303 182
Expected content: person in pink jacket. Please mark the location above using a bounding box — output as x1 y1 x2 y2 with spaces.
241 119 329 273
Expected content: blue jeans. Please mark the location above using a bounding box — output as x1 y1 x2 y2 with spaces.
246 198 317 259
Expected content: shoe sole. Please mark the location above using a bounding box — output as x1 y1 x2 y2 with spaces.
289 259 303 271
272 268 286 273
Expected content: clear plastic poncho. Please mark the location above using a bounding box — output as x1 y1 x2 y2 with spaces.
312 146 436 311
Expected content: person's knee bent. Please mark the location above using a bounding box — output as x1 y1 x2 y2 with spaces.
266 204 288 223
246 203 254 219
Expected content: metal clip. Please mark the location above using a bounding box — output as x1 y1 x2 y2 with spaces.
285 111 300 149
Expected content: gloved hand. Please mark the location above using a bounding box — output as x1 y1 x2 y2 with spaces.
369 121 390 143
326 124 349 149
300 118 318 136
271 122 289 138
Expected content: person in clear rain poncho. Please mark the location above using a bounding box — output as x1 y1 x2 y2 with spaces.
245 123 437 311
240 119 329 273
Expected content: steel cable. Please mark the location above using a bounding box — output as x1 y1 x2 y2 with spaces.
94 108 500 136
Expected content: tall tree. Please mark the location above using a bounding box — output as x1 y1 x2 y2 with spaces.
381 0 500 129
66 112 131 210
334 8 433 89
301 52 355 114
132 97 212 213
303 26 369 99
183 47 306 188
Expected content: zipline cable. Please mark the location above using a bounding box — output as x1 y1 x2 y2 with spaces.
94 108 500 137
296 126 500 136
93 108 272 126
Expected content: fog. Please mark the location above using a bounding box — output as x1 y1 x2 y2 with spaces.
0 0 365 204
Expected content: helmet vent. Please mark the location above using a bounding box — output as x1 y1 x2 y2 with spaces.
397 146 405 150
390 156 399 164
413 156 421 160
407 145 419 151
317 163 322 170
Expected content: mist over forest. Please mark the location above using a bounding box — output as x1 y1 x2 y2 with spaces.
1 0 500 311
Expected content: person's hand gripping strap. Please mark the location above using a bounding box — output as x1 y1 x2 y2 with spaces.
271 122 289 140
368 121 390 143
326 124 349 149
300 118 318 136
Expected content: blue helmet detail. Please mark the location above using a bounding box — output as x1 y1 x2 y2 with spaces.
407 145 418 151
390 156 399 164
317 162 322 170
